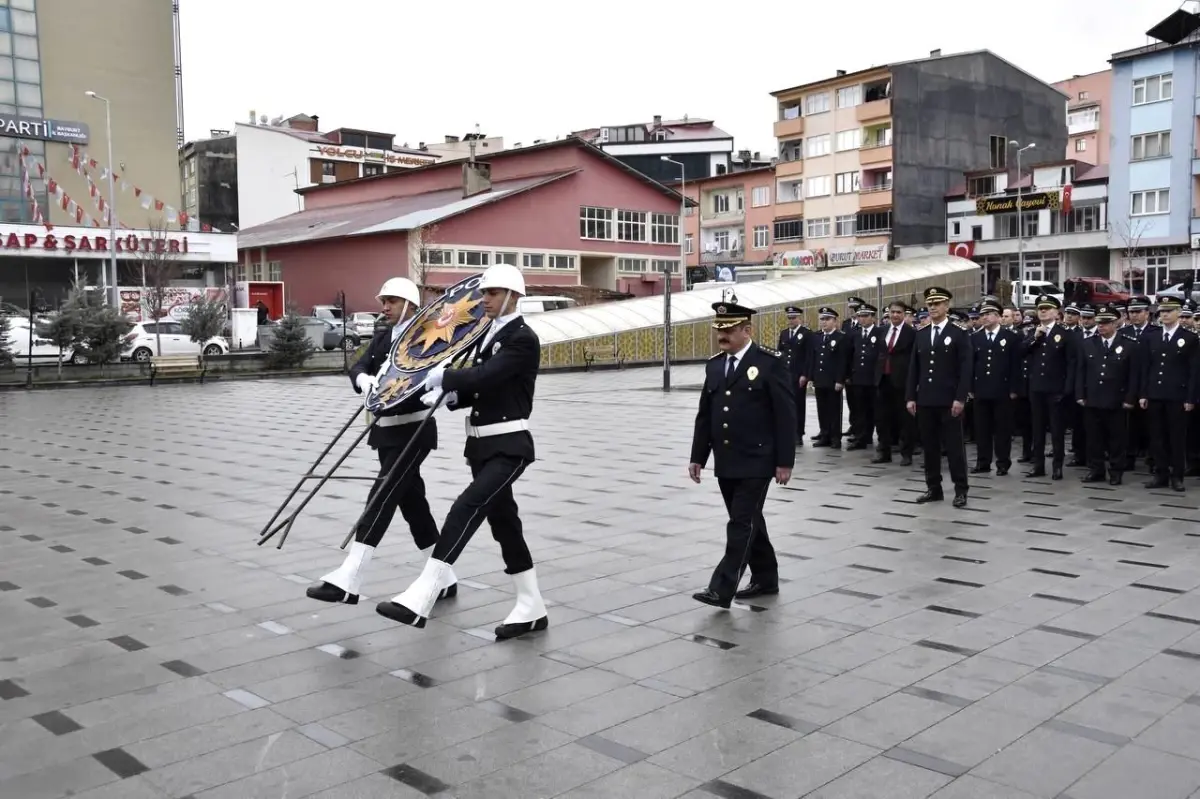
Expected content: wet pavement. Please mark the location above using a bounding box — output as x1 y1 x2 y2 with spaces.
3 365 1200 798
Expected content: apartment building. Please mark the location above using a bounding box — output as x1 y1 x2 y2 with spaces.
681 166 776 279
1052 70 1112 164
769 49 1068 261
573 115 735 184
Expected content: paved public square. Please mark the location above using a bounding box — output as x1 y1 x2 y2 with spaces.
3 365 1200 798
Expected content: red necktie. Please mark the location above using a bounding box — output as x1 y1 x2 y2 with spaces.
884 326 897 374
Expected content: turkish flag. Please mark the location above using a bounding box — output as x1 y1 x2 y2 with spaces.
1062 185 1073 214
949 241 975 259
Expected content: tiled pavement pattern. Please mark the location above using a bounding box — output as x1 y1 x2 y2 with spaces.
3 366 1200 799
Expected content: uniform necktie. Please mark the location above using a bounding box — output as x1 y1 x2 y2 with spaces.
1105 338 1111 350
887 326 897 352
726 355 737 378
1164 331 1170 343
988 331 994 344
932 325 941 345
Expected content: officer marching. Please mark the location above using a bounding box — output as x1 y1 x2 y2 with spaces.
777 306 811 446
1074 303 1137 485
689 300 795 607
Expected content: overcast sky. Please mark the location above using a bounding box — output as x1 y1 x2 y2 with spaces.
179 0 1172 157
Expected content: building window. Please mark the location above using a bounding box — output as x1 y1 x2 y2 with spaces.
522 253 544 269
251 261 264 281
685 234 694 254
363 163 382 177
967 175 996 197
235 262 247 282
267 261 282 282
836 85 862 108
807 217 830 238
805 175 831 198
1078 90 1089 100
548 255 575 269
651 259 680 274
1131 189 1169 216
617 210 647 242
1133 73 1172 105
856 210 892 234
457 250 490 267
774 218 803 242
777 179 803 203
835 172 860 194
425 249 453 265
752 225 769 248
712 193 730 214
321 161 335 177
805 134 831 158
650 212 679 244
1066 107 1099 129
712 230 730 251
1131 131 1171 161
779 103 801 120
1066 205 1102 232
618 257 647 273
579 206 613 239
804 92 830 115
835 129 862 152
989 136 1007 169
835 215 856 237
1075 139 1087 152
750 186 770 207
494 252 518 265
780 139 803 162
735 190 745 213
1021 212 1038 237
972 225 983 240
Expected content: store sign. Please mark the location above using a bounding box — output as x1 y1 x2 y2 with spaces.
0 114 89 144
2 231 189 255
774 249 827 269
313 145 434 168
827 243 889 267
975 191 1061 215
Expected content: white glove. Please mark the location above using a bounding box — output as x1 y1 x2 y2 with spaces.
424 361 448 390
355 372 378 394
420 388 443 407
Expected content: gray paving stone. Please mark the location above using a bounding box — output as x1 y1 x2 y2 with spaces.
556 760 703 799
971 726 1117 796
1064 743 1200 799
720 731 879 797
825 690 961 749
647 714 800 781
808 755 954 798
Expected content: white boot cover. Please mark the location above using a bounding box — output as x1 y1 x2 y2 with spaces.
320 542 375 595
503 568 548 625
420 545 458 595
391 558 453 620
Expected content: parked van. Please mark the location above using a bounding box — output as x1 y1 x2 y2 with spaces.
518 295 576 314
1011 280 1065 310
1064 277 1131 307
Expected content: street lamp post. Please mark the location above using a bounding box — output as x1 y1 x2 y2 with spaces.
1009 141 1036 289
86 91 118 309
661 156 686 393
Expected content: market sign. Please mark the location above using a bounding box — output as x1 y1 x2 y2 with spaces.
827 243 888 267
975 191 1061 215
2 231 190 255
0 114 89 144
313 145 435 168
774 249 827 269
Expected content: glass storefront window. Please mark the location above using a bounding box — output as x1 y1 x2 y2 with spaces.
0 56 11 79
0 36 11 56
10 9 33 35
12 34 34 59
10 0 35 10
15 81 37 105
0 81 15 104
13 56 35 82
0 104 15 114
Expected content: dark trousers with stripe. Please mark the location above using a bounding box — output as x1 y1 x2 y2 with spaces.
708 477 776 598
356 445 438 550
431 454 533 574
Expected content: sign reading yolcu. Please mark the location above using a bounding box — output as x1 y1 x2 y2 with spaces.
0 114 89 144
314 145 436 168
2 231 189 255
975 191 1061 215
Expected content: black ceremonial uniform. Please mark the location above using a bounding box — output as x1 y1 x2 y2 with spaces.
777 317 811 444
1075 330 1136 483
1122 318 1156 468
1013 326 1034 461
348 326 439 549
875 320 916 463
1023 319 1078 478
1140 324 1200 488
847 319 883 449
809 322 849 448
906 300 972 504
970 325 1022 474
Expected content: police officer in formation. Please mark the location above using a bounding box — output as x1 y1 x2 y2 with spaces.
1075 303 1136 485
847 303 882 450
804 307 848 448
777 307 811 447
969 298 1022 475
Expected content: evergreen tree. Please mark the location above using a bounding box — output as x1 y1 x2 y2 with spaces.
0 307 13 370
69 287 132 366
181 295 227 363
267 306 316 369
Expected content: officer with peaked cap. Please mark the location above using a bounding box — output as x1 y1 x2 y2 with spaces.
1122 295 1157 471
1139 294 1200 491
777 306 811 446
810 306 849 447
689 300 795 607
970 297 1021 475
906 286 972 506
847 302 881 449
1022 293 1078 480
307 277 454 608
1075 303 1137 485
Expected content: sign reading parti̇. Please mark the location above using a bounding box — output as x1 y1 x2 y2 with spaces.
0 114 90 144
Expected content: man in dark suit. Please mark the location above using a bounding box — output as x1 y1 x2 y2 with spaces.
777 306 811 446
874 301 916 465
307 277 453 607
1139 295 1199 491
847 302 882 450
378 264 547 639
1122 295 1156 470
689 301 795 608
841 296 863 438
1075 303 1137 485
1022 294 1079 480
969 298 1022 475
906 286 972 507
808 307 848 448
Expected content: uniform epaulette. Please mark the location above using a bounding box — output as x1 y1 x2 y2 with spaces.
759 346 781 357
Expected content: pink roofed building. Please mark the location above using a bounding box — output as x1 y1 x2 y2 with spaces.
235 138 690 313
1051 70 1112 165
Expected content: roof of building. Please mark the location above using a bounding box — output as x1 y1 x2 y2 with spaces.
771 49 1068 101
232 121 439 159
663 165 775 189
572 117 733 143
236 172 577 250
293 136 693 206
945 161 1108 198
524 255 979 345
1111 9 1200 62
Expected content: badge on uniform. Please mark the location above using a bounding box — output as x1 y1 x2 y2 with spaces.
830 340 837 348
870 336 876 344
1000 338 1007 347
1054 334 1061 343
1179 338 1187 348
747 366 759 381
1115 345 1123 355
943 336 951 346
492 341 502 355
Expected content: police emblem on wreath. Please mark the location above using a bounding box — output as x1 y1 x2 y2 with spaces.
365 273 492 414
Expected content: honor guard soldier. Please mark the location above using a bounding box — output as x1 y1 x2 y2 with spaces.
847 303 881 450
307 277 457 607
875 301 917 465
1075 303 1137 485
1022 294 1079 480
378 264 548 639
970 298 1022 475
809 307 849 448
777 306 811 446
1139 295 1199 492
906 286 972 506
689 301 795 607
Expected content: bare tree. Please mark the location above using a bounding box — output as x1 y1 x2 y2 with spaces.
1113 218 1148 292
135 222 184 356
406 223 442 298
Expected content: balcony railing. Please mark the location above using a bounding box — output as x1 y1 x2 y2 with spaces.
701 249 743 263
861 182 892 193
1068 119 1099 135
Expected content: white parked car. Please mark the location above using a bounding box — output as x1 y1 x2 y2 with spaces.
349 312 382 338
518 295 576 314
121 320 229 362
1011 280 1065 310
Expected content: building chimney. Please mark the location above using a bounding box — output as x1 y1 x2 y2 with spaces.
445 134 459 143
753 151 761 160
311 114 319 129
249 110 256 124
930 48 941 57
418 142 425 150
836 69 846 76
463 160 492 199
653 114 662 126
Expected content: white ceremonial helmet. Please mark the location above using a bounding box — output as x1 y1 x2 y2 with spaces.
478 263 526 296
376 277 420 306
